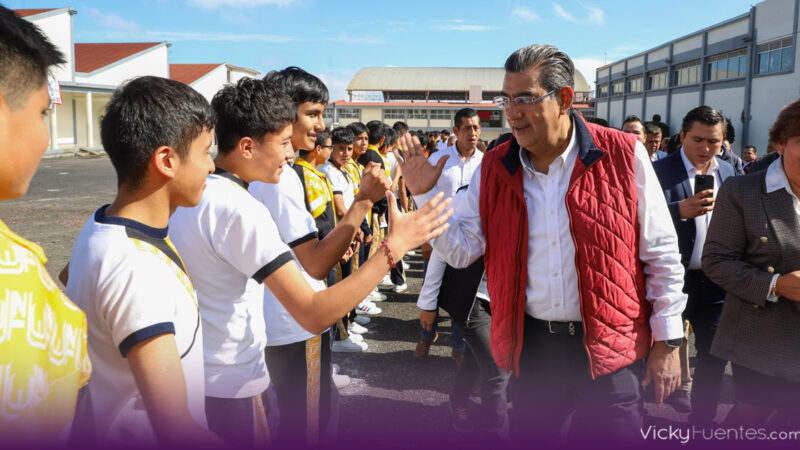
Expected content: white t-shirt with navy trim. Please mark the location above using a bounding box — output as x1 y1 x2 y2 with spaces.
66 206 206 446
320 162 355 210
170 173 294 398
249 168 326 346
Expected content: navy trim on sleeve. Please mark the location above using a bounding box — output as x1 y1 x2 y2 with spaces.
288 232 317 248
118 322 175 357
252 251 294 283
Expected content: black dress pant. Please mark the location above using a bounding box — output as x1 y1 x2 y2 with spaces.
511 315 645 446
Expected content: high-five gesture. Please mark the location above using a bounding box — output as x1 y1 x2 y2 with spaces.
393 133 449 195
384 190 452 257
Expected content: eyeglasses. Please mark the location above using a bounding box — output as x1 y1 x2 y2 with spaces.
493 89 558 109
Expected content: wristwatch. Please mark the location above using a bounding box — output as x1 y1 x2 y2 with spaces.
661 338 684 348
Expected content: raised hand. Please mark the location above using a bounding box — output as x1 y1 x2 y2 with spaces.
384 190 452 257
394 133 449 195
356 162 392 203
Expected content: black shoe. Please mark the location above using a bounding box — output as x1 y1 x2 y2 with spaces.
665 389 692 413
449 403 474 434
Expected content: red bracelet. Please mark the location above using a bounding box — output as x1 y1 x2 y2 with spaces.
379 241 396 269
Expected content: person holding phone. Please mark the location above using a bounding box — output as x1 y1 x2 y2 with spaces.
653 106 737 426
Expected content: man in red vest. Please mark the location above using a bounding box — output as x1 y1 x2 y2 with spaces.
397 44 687 445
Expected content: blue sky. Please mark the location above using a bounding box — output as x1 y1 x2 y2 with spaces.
10 0 757 100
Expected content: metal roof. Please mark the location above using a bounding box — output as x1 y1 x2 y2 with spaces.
347 67 591 93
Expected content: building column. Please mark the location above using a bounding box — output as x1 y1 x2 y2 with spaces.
85 91 94 148
49 104 59 151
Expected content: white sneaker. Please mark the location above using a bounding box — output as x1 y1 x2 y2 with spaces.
349 322 368 334
402 261 410 270
332 339 364 352
349 333 364 342
407 250 417 256
379 275 394 287
333 373 351 388
354 315 371 325
356 302 382 315
332 363 341 374
366 291 387 302
393 283 408 293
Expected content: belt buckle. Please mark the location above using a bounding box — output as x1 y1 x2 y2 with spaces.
547 321 556 334
569 322 576 336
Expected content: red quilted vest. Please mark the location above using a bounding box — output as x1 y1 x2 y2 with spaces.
479 113 652 379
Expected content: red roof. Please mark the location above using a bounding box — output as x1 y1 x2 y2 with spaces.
14 8 57 17
170 64 222 85
75 42 162 73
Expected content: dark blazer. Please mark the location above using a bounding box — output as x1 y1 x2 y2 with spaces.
652 151 736 268
651 150 668 161
702 165 800 382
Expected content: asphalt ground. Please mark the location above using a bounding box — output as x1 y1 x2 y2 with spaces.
2 156 738 448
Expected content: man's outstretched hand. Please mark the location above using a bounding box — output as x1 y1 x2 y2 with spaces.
394 133 449 195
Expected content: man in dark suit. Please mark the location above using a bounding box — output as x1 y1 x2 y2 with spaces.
653 106 736 426
644 122 668 162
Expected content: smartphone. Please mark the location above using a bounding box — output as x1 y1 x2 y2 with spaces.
694 174 714 195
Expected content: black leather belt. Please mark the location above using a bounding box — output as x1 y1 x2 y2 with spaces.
527 316 583 336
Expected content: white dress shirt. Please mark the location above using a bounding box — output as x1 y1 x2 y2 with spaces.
764 156 796 302
414 120 687 341
679 147 721 270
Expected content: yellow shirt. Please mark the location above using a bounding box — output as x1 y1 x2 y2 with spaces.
0 219 91 443
344 159 363 195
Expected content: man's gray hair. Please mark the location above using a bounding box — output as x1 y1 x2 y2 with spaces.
504 44 574 92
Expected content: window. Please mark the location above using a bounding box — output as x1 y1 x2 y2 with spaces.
611 80 624 96
672 60 701 86
338 108 360 119
626 75 643 93
757 37 793 74
407 109 427 120
322 108 334 120
707 49 747 81
647 69 668 90
384 109 405 120
430 109 451 120
598 83 609 97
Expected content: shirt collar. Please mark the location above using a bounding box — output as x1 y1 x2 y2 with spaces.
680 146 719 175
765 155 792 195
449 144 479 162
518 118 578 175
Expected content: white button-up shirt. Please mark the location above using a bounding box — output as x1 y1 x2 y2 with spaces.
680 147 721 270
414 120 687 341
417 145 485 311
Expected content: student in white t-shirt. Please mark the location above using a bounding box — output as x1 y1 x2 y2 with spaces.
170 77 451 447
65 76 223 448
254 68 392 446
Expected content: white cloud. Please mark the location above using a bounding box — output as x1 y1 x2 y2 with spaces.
552 2 604 25
572 57 604 91
85 8 141 31
76 29 295 42
552 3 577 22
511 6 540 23
315 69 356 102
585 5 604 25
187 0 301 8
435 24 497 32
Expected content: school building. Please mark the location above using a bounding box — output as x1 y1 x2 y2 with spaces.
324 67 594 141
594 0 799 154
17 7 260 154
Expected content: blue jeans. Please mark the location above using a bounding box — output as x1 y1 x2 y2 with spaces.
419 311 466 352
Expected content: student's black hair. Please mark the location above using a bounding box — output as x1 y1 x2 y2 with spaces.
101 76 215 189
332 126 355 145
454 108 479 128
212 77 295 156
262 66 329 107
441 130 451 136
383 126 397 149
681 106 727 136
314 128 332 148
347 121 368 136
392 121 409 135
367 121 385 145
0 6 65 109
643 122 662 135
417 134 429 148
